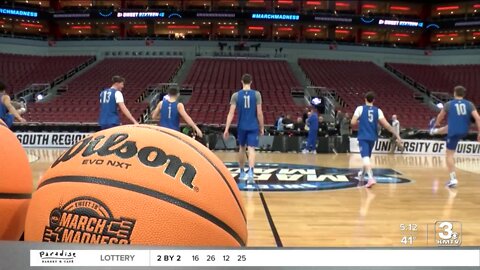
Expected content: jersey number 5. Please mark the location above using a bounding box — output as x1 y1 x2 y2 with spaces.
244 95 250 109
455 103 467 116
368 110 374 123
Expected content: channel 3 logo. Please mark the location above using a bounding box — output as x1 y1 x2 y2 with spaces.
434 221 462 246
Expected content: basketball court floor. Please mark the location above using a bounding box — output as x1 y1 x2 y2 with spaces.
27 148 480 247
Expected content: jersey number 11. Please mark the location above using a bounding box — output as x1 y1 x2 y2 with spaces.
244 95 250 109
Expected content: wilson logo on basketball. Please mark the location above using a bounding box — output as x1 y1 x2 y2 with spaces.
51 133 197 189
43 197 136 244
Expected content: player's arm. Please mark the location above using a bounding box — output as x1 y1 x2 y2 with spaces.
118 102 138 125
471 104 480 142
256 92 264 136
115 91 138 125
178 103 203 138
224 93 237 139
2 95 25 122
224 104 236 139
350 106 361 126
434 109 446 127
151 101 162 121
0 118 6 127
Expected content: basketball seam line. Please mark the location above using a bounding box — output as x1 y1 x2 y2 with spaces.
37 176 246 247
134 125 247 222
0 193 32 199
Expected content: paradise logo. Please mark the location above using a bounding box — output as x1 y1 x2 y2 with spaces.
226 163 411 191
43 197 136 244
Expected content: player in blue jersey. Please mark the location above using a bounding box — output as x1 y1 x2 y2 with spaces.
98 76 138 130
303 107 319 154
429 86 480 188
0 81 26 128
351 92 402 188
224 74 264 183
151 86 203 137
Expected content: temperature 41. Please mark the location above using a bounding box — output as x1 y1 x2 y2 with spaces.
400 236 416 245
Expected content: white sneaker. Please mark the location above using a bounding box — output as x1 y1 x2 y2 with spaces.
446 179 458 188
302 149 310 154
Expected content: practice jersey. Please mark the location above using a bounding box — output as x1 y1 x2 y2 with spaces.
0 94 8 121
98 88 123 127
354 105 385 141
159 99 180 131
444 99 475 136
231 89 262 131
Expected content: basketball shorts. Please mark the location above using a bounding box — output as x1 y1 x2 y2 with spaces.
446 134 467 151
358 139 375 158
237 129 259 147
2 114 14 128
100 123 119 130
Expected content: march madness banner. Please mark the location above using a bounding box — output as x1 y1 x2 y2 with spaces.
16 132 90 148
350 138 480 155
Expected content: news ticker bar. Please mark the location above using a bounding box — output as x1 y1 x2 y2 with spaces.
30 249 480 267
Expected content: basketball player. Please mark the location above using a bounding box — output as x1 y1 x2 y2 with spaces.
429 86 480 188
0 81 26 128
351 92 402 188
224 74 264 183
98 76 138 130
151 86 203 137
303 107 318 154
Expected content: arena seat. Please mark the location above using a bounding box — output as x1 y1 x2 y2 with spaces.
299 59 434 129
25 58 183 123
0 53 93 94
182 58 303 125
387 63 480 104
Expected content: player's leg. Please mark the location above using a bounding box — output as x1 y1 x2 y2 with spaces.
237 129 248 180
245 130 259 183
365 140 377 188
357 140 368 182
445 135 461 188
304 131 315 153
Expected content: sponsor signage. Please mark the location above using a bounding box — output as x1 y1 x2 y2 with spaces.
0 8 37 18
350 138 480 155
16 132 90 148
379 19 423 27
117 12 165 18
252 13 300 21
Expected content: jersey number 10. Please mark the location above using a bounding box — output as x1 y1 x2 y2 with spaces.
244 95 251 109
455 103 467 116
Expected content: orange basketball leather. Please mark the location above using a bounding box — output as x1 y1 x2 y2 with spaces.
25 125 247 246
0 125 33 240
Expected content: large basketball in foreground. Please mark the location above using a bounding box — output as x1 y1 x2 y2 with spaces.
0 125 32 240
25 125 247 246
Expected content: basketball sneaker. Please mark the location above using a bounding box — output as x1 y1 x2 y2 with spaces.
446 179 458 188
239 170 248 181
302 149 310 154
365 178 377 188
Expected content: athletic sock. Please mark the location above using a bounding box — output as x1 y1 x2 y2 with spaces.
450 172 457 181
367 169 374 180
